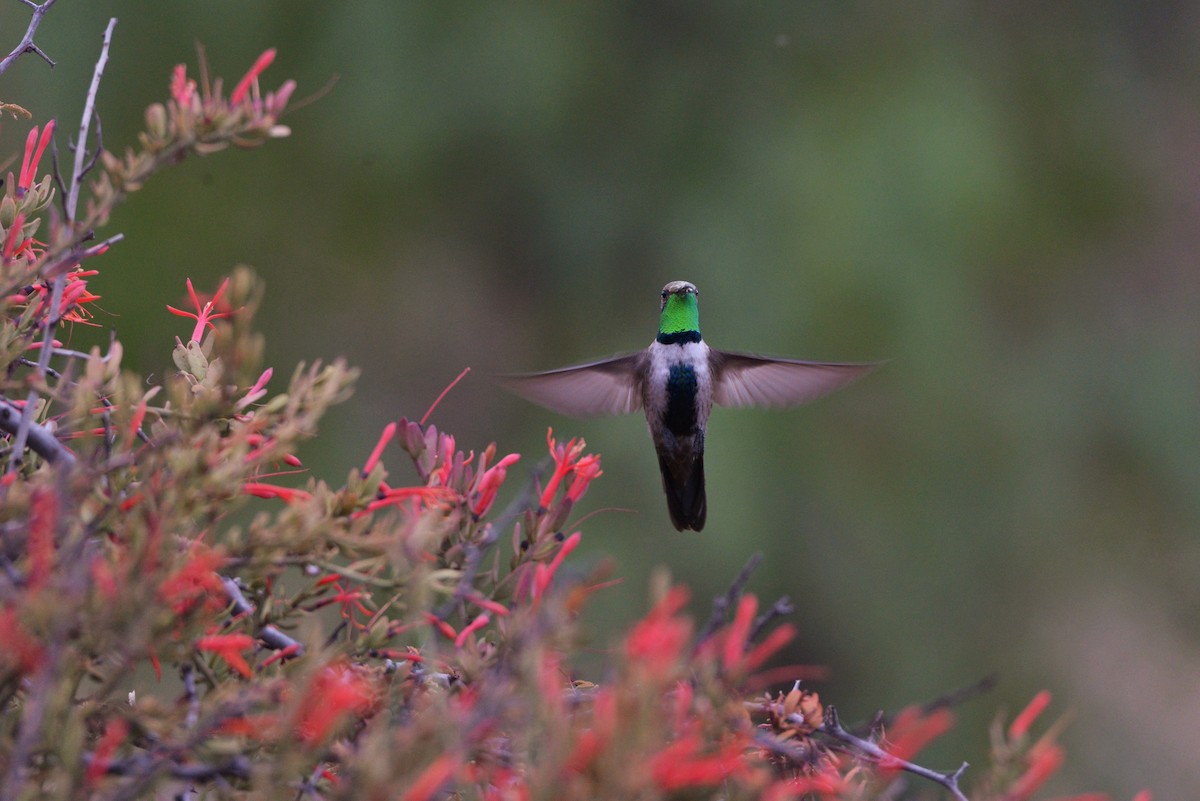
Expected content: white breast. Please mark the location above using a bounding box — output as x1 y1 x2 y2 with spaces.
643 340 713 425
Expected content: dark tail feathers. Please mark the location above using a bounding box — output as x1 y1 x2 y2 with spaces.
658 453 706 531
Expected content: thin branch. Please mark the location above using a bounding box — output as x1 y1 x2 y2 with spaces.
694 552 763 647
76 108 103 182
0 0 58 76
919 674 998 716
67 18 115 220
749 595 795 642
752 729 823 768
8 18 116 473
39 232 124 282
221 576 305 658
181 664 200 729
0 396 74 465
820 704 972 801
93 753 251 781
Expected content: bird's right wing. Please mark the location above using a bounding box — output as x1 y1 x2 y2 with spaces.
711 351 877 408
498 352 647 418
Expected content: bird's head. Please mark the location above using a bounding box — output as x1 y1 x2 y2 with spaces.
658 281 700 336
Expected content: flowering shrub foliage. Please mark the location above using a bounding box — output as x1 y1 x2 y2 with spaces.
0 12 1150 801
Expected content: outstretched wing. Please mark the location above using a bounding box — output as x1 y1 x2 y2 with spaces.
498 352 647 417
711 350 876 408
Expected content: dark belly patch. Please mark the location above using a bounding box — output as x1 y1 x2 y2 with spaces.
664 364 698 435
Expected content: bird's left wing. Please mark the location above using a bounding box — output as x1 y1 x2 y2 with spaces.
711 351 876 408
498 352 647 417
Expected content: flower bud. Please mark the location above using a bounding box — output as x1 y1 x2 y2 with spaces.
145 102 168 140
0 194 15 227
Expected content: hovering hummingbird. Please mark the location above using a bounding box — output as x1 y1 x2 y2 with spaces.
501 281 873 531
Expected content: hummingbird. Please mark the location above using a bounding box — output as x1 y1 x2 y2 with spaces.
501 281 874 531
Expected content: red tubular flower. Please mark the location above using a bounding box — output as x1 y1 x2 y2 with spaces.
650 734 748 790
354 486 455 518
15 269 101 325
362 421 397 474
471 452 520 518
538 428 586 509
167 277 233 343
18 120 54 194
217 713 279 739
741 622 797 674
124 397 149 450
91 556 121 600
260 643 302 667
423 612 458 641
723 594 757 670
880 707 954 770
265 79 297 118
295 662 378 746
1008 689 1052 740
453 613 490 648
26 488 57 591
0 608 45 675
468 594 509 616
236 367 273 410
170 63 197 109
566 453 602 503
1007 743 1064 801
431 432 458 486
157 546 227 615
625 586 692 676
532 531 582 601
309 580 372 627
401 754 459 801
2 212 27 262
196 633 256 678
243 482 311 504
764 765 850 799
230 48 277 105
56 271 102 324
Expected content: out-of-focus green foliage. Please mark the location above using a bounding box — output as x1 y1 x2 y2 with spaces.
3 3 1196 796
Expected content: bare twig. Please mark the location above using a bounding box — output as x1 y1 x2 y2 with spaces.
749 595 795 642
0 0 58 76
76 108 103 181
181 664 201 729
919 674 998 716
0 396 74 465
8 18 116 473
221 576 305 658
821 704 971 801
92 753 252 781
66 19 115 220
752 728 823 768
695 552 763 647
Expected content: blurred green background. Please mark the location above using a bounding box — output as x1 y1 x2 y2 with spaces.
5 2 1198 796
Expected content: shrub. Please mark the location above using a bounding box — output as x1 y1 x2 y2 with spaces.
0 10 1145 801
